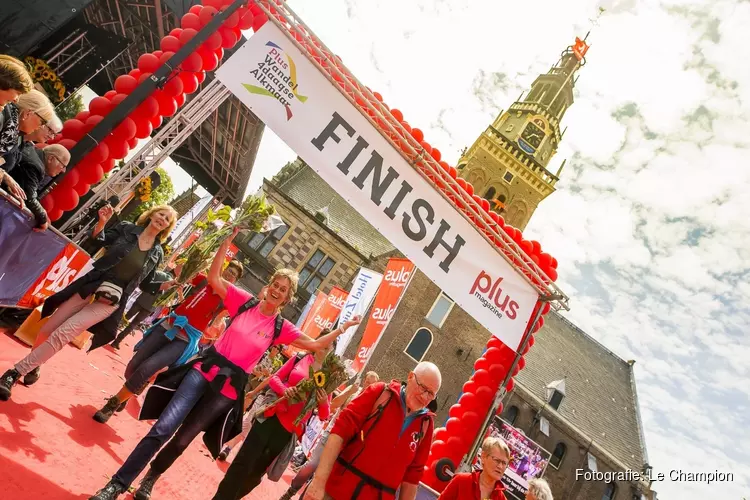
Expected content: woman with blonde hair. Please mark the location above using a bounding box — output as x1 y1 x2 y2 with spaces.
525 478 553 500
90 227 362 500
0 204 178 400
0 55 33 109
439 437 512 500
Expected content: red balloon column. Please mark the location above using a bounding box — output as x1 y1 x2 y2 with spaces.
43 0 268 220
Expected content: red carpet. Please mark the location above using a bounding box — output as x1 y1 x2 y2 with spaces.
0 330 294 499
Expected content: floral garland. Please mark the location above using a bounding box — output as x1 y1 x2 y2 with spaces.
136 177 152 202
24 57 66 104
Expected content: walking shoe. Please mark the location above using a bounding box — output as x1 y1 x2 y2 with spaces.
115 400 127 412
218 446 231 461
279 485 301 500
89 479 126 500
94 396 121 423
134 469 160 500
0 368 21 401
23 366 41 386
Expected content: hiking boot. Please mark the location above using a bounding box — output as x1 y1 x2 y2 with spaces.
115 400 127 412
0 368 21 401
133 469 160 500
23 366 41 386
94 396 121 423
279 485 301 500
89 480 126 500
218 446 231 461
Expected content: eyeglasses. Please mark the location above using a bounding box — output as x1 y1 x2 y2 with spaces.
34 111 48 126
485 454 509 468
50 155 67 169
413 373 437 400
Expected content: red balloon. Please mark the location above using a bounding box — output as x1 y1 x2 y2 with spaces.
458 392 477 411
203 31 223 51
532 316 545 332
542 302 551 315
448 404 464 419
518 356 526 370
89 97 112 116
445 417 461 435
110 93 128 107
461 411 481 433
531 240 542 254
138 53 160 73
251 13 268 31
163 75 185 97
47 208 63 222
57 138 77 151
85 114 104 131
472 369 491 387
237 8 254 30
445 436 466 456
222 10 240 29
528 335 536 348
214 47 224 61
40 195 55 212
75 110 90 122
466 182 474 196
134 95 159 119
180 72 199 94
189 4 202 14
181 52 203 72
181 13 202 31
520 240 534 255
57 169 80 190
138 72 153 84
159 51 175 67
195 71 206 84
128 136 139 150
220 27 239 49
474 357 489 372
420 141 432 155
113 117 137 141
202 0 223 8
481 198 490 212
391 108 404 121
158 95 178 117
74 183 91 197
449 166 457 179
161 35 182 53
150 115 163 129
411 127 424 143
547 267 558 281
134 119 153 140
62 119 86 141
199 6 218 26
104 90 117 99
489 363 507 385
506 378 515 391
80 163 104 185
179 28 198 46
54 188 79 212
462 380 477 395
174 93 186 107
199 47 219 71
101 158 116 173
433 427 447 443
487 336 504 350
484 347 502 364
475 385 494 404
105 137 130 160
431 147 442 162
169 28 183 38
152 50 163 59
114 74 138 94
89 142 110 164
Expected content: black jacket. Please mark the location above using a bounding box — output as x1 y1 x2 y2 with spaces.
41 221 170 350
8 142 47 227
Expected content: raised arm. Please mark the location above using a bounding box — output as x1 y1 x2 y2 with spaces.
208 227 239 300
291 316 362 352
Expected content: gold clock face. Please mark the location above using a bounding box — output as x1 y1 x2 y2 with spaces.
521 122 545 149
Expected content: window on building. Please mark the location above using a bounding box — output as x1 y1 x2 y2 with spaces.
550 442 566 469
503 171 514 183
246 224 289 258
484 187 496 201
298 249 336 294
425 293 454 328
404 327 433 362
602 482 617 500
504 405 519 426
549 389 564 410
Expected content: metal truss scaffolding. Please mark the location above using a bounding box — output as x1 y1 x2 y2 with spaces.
60 79 231 241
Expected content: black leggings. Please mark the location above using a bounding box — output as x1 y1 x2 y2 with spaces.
212 415 293 499
123 326 187 393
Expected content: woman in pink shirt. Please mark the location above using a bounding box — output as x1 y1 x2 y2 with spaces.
213 337 337 499
90 229 361 500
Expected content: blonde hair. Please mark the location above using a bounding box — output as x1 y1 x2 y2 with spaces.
527 478 553 500
136 204 178 243
0 55 33 93
16 89 57 124
365 371 380 382
43 144 70 166
482 437 511 460
268 268 299 305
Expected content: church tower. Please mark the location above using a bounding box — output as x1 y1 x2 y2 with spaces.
457 37 589 230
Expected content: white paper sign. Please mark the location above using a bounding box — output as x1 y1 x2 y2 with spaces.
335 267 382 356
217 23 538 350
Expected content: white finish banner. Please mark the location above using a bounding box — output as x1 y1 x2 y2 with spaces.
216 23 538 350
334 267 382 356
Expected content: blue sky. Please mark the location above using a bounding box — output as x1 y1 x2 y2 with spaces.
236 0 750 497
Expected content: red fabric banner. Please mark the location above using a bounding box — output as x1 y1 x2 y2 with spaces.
351 258 414 373
302 286 348 339
16 243 93 309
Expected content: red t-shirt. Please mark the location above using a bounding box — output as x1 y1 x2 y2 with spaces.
438 471 507 500
173 274 224 331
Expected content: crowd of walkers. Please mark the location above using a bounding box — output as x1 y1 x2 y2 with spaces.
0 53 552 500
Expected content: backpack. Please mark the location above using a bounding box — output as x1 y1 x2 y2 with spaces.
228 297 284 343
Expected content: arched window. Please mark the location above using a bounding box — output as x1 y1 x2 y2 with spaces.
503 405 519 426
484 187 496 201
405 328 433 362
602 482 617 500
549 442 566 469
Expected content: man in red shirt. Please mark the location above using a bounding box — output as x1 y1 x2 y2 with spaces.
438 437 511 500
92 262 243 424
304 361 442 500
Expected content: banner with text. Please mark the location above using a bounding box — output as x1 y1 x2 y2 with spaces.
351 258 414 373
216 24 538 351
335 268 382 356
16 243 93 309
302 286 348 339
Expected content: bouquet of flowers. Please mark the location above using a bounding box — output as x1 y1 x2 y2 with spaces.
155 194 276 306
24 56 66 103
256 351 349 426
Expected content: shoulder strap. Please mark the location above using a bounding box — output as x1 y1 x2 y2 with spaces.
273 314 284 342
225 297 260 329
344 384 393 466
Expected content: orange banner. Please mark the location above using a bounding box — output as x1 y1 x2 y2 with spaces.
16 243 93 309
303 286 348 339
351 258 414 373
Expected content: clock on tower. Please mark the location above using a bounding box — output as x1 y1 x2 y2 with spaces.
518 121 546 154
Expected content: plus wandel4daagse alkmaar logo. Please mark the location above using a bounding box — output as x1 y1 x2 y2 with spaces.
243 41 307 120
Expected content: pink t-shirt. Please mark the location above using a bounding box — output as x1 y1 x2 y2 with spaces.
195 284 301 399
